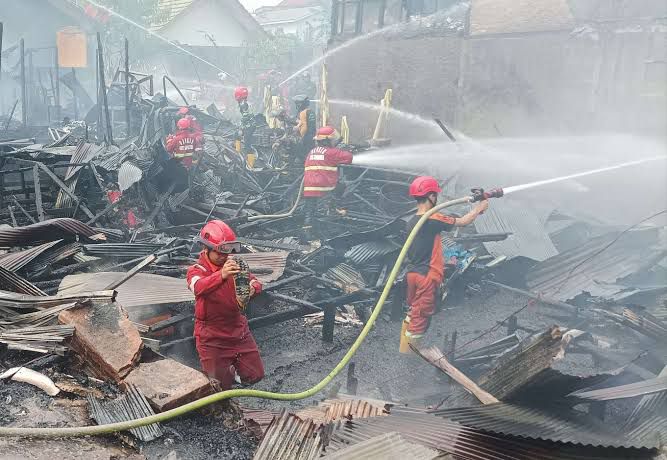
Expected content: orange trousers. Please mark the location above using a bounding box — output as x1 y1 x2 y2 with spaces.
406 272 440 336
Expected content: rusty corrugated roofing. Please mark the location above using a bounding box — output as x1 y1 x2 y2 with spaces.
0 266 46 296
324 431 442 459
0 240 61 272
59 272 194 308
253 410 323 460
0 218 99 246
295 398 388 425
240 251 289 283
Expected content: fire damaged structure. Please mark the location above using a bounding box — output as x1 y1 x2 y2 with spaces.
0 6 666 460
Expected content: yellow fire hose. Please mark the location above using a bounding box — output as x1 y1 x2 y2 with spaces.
0 196 472 437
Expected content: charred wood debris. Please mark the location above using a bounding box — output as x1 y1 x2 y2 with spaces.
1 78 666 458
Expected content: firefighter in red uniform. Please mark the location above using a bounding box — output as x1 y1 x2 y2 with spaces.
302 126 353 234
186 220 265 390
402 176 488 347
177 106 203 139
166 117 203 171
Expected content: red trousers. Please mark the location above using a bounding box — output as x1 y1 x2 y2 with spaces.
406 272 439 337
195 330 265 390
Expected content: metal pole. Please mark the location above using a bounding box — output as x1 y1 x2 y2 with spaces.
124 37 130 137
20 39 26 126
96 33 113 144
71 68 78 120
54 47 60 122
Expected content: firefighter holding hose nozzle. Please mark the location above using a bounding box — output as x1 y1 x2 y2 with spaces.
302 126 353 239
187 220 265 390
401 176 489 351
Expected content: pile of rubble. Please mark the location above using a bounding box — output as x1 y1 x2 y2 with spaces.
1 79 666 458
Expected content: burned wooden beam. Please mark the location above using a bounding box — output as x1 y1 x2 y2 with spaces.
32 164 44 222
412 344 499 404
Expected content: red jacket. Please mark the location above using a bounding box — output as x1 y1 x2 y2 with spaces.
303 146 353 197
186 252 262 344
166 128 204 170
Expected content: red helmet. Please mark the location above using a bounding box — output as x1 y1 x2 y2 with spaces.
314 126 339 141
177 117 191 130
234 86 249 102
197 220 241 254
409 176 442 197
178 107 189 115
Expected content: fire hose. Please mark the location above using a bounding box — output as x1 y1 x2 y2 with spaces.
0 192 498 437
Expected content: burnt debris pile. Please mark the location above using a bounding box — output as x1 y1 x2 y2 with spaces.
0 82 666 458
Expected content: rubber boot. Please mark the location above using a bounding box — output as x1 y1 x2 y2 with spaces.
399 319 411 354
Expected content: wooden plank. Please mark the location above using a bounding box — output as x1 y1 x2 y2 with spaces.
412 344 500 405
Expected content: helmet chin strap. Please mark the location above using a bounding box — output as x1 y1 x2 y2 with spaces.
427 194 438 208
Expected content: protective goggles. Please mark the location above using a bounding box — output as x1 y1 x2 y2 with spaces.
213 242 241 254
195 237 242 254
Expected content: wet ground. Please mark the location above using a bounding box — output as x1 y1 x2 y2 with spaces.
0 275 651 458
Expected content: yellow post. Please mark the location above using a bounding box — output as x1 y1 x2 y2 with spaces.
320 64 329 127
372 88 392 142
340 115 350 144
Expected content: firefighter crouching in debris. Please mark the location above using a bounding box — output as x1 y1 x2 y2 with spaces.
187 220 265 390
402 176 489 349
302 126 353 235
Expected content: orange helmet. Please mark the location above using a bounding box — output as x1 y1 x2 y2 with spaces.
177 117 191 130
409 176 442 197
234 86 249 102
196 220 241 253
314 126 339 141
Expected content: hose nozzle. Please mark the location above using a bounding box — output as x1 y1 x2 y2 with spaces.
471 187 504 202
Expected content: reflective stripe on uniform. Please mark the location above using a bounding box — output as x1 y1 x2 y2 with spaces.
304 186 336 192
304 166 338 172
173 153 193 158
188 276 201 292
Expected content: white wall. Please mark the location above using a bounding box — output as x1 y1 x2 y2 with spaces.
160 0 256 47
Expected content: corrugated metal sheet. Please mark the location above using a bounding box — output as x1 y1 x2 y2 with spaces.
324 432 441 459
118 161 143 191
23 242 82 273
569 375 667 401
83 243 165 257
64 142 107 181
295 398 388 425
526 229 664 301
241 251 289 283
0 266 46 296
628 415 667 445
327 409 657 460
0 241 61 272
0 218 98 246
473 199 558 262
325 263 366 290
58 272 194 308
87 383 163 442
345 240 400 265
429 403 650 449
253 410 323 460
